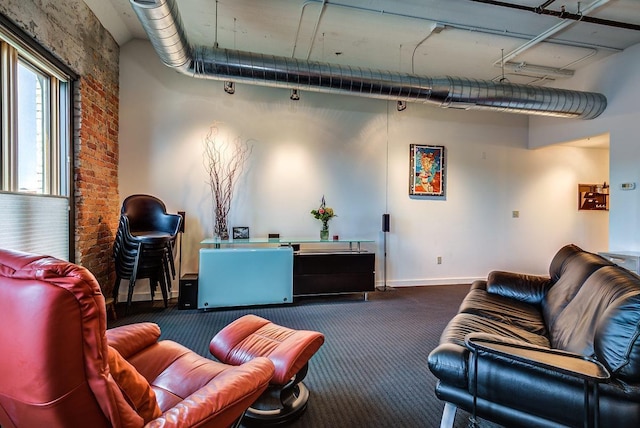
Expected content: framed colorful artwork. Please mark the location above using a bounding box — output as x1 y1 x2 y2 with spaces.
409 144 446 197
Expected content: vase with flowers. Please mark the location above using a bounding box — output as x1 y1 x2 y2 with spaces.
311 196 337 240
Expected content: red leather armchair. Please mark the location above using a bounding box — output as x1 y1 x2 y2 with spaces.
0 248 274 428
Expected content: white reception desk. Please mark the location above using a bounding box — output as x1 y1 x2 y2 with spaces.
198 237 375 309
198 247 293 309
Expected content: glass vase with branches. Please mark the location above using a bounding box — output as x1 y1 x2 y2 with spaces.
203 126 251 240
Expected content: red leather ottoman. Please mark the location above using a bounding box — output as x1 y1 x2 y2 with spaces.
210 314 325 425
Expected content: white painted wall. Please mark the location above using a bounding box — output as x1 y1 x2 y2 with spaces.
529 42 640 252
119 39 609 294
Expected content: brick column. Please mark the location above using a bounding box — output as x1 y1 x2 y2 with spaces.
74 75 120 295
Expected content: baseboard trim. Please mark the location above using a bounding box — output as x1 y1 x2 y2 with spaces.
115 279 179 303
118 278 478 302
377 277 481 288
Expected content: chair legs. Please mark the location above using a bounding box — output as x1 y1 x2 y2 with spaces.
104 297 117 320
112 275 121 300
126 278 137 315
440 402 457 428
157 275 169 308
115 241 173 314
117 275 170 315
125 244 142 314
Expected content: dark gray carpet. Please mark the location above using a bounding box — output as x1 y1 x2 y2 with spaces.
109 285 495 428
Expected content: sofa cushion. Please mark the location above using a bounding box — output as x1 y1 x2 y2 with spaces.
591 267 640 381
548 244 584 282
542 251 612 328
549 266 640 382
432 312 550 389
459 288 549 337
108 345 162 423
549 265 626 352
486 271 552 306
441 313 550 349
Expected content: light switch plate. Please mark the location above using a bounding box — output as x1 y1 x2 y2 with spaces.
621 182 636 190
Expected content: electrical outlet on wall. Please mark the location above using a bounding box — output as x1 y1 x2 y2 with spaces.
437 256 442 264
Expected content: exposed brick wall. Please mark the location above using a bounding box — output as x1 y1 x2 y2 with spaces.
74 75 120 295
0 0 120 294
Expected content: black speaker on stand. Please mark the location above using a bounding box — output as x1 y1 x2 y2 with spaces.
177 211 185 280
380 214 390 291
177 211 199 309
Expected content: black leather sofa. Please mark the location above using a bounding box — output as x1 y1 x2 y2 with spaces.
428 244 640 427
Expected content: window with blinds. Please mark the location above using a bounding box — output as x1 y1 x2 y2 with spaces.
0 17 74 260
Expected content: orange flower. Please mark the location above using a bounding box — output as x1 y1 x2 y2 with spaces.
310 195 337 224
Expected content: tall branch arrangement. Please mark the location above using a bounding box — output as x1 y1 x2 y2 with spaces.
203 126 252 239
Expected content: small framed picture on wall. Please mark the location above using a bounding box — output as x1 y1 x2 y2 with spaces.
232 226 250 240
409 144 446 198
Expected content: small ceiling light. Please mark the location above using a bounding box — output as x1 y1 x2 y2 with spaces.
397 100 407 112
224 81 235 95
290 89 300 101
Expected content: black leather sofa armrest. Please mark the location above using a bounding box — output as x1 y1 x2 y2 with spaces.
465 333 610 383
486 271 553 305
428 343 470 389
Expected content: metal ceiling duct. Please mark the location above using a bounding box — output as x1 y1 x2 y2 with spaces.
130 0 607 120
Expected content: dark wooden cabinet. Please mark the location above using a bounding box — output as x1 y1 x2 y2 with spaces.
293 252 375 297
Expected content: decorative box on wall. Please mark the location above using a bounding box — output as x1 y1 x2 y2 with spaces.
578 183 609 210
599 251 640 275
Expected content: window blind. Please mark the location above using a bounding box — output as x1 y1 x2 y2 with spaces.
0 191 69 260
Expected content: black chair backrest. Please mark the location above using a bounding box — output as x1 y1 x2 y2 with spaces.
121 194 179 235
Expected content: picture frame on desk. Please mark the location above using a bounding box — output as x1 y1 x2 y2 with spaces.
232 226 250 240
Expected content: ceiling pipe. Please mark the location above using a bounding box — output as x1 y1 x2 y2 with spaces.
411 23 445 74
300 0 622 52
536 0 557 13
493 0 612 67
305 0 328 60
129 0 607 120
291 2 313 58
470 0 640 31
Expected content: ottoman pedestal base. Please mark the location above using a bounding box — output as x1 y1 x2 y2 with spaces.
210 315 325 426
244 364 310 425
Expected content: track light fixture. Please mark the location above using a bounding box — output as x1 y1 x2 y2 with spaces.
224 81 235 94
397 100 407 112
290 89 300 101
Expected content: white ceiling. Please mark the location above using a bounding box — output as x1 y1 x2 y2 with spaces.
84 0 640 87
84 0 635 147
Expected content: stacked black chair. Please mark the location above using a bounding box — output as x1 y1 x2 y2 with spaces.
112 194 182 313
